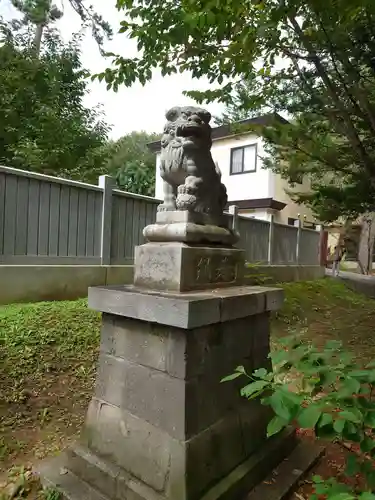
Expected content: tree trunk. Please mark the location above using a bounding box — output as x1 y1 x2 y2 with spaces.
357 213 375 274
34 23 44 56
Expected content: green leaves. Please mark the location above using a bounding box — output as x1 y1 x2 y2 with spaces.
221 365 246 383
267 415 288 437
345 454 360 477
240 380 269 398
338 410 362 424
0 24 110 182
221 372 243 382
231 335 375 496
298 405 322 428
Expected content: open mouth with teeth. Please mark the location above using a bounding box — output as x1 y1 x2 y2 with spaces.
175 123 202 147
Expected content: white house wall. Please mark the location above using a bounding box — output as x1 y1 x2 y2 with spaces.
210 135 274 201
154 134 274 202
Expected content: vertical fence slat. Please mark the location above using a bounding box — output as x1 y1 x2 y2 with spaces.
139 201 146 245
117 197 126 262
124 198 134 262
86 191 96 257
68 188 79 257
77 190 88 257
0 173 5 254
58 185 70 256
15 177 29 255
110 196 119 262
3 175 18 255
132 200 141 252
27 179 40 256
49 184 61 256
93 191 103 258
38 182 51 256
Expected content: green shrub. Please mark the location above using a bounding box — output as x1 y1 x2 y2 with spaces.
222 336 375 499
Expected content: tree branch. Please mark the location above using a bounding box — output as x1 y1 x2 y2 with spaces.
287 14 375 177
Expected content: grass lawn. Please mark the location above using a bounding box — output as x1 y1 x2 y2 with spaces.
1 278 375 498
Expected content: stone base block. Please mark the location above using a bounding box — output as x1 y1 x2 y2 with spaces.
37 429 298 500
144 210 239 246
143 222 239 246
155 210 230 229
134 242 245 292
37 284 288 500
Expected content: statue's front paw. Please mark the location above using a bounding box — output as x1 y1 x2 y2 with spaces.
157 203 175 212
176 193 196 211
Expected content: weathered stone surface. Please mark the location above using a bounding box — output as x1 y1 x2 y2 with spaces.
156 210 229 228
265 287 285 311
143 222 239 246
101 317 168 372
88 284 283 329
238 402 273 456
37 454 109 500
94 311 270 439
99 312 269 382
157 106 227 217
134 242 245 292
184 412 246 499
37 429 298 500
67 443 121 499
95 355 186 438
85 399 171 492
88 284 221 329
80 399 269 500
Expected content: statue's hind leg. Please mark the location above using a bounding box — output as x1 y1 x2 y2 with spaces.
157 181 177 211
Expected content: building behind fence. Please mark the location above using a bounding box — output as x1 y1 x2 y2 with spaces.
0 166 322 266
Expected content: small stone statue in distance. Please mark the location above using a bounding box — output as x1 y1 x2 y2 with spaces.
158 106 228 216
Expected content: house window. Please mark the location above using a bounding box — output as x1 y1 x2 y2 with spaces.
230 144 257 175
288 217 298 226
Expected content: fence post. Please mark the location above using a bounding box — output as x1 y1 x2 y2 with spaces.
295 219 302 265
267 214 275 265
99 175 114 265
229 204 239 232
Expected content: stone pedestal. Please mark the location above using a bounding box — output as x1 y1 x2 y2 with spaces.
134 243 245 292
38 284 297 500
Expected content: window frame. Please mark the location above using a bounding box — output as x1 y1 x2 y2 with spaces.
229 143 258 175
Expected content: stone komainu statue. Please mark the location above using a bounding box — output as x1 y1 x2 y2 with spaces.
158 106 228 216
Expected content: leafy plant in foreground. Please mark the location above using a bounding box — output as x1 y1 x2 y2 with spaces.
222 336 375 499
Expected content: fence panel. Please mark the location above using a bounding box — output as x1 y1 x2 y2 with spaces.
272 223 298 264
0 165 322 267
0 167 103 264
110 191 158 264
299 228 320 265
237 216 270 263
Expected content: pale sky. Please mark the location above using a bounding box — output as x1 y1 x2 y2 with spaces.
0 0 224 139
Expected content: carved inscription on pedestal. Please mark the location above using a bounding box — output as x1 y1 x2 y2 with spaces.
195 255 238 285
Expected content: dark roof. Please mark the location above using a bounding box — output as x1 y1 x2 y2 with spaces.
226 198 287 211
147 112 288 152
